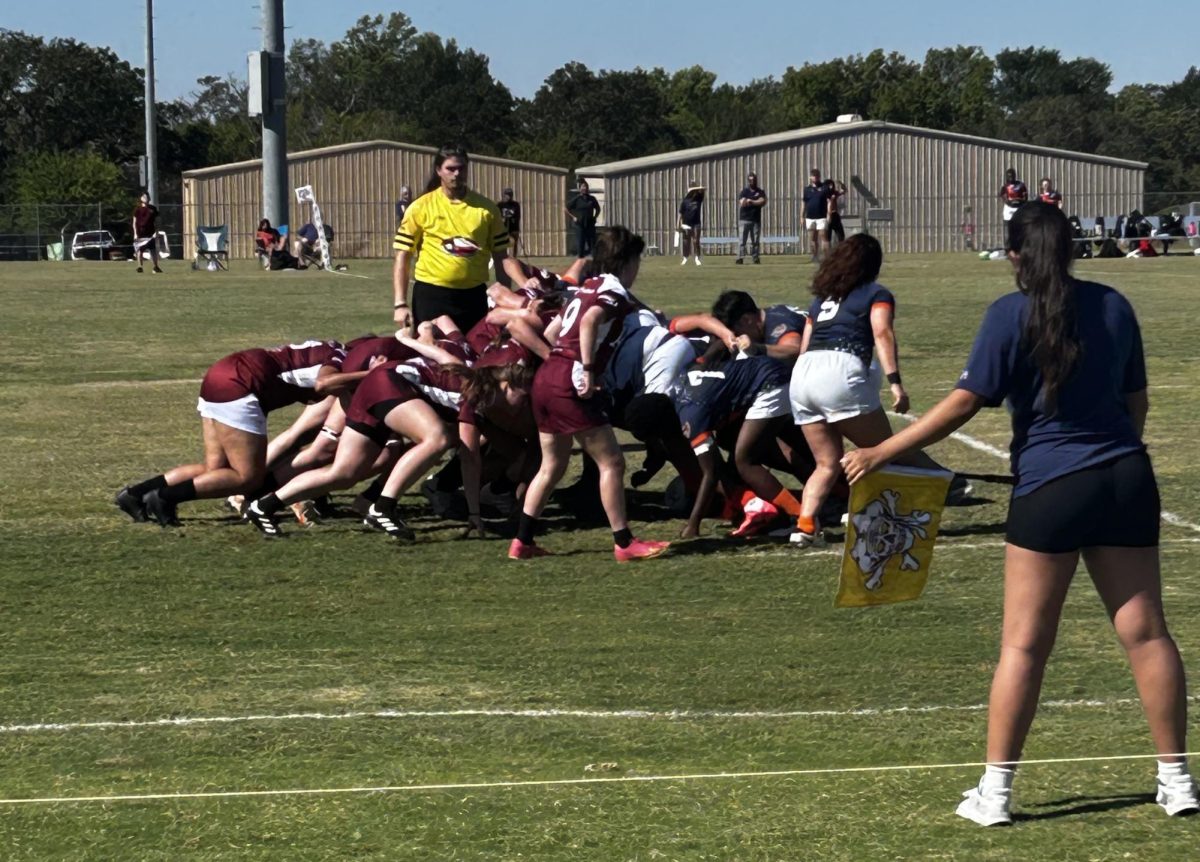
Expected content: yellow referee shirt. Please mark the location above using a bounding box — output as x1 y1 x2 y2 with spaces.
393 189 509 289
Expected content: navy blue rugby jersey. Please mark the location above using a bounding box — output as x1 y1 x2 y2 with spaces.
805 283 894 364
762 303 808 347
670 355 789 451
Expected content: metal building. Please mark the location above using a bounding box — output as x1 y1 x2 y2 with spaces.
182 141 569 259
576 120 1147 254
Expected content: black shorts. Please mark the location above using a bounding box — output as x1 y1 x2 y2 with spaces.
411 281 488 333
1006 451 1159 553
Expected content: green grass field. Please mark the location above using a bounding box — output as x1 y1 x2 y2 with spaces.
1 252 1198 860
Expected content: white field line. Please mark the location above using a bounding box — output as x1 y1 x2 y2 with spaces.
1 750 1195 807
889 411 1200 533
4 694 1194 737
67 378 201 389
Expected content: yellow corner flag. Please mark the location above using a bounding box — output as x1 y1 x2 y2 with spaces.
836 465 953 608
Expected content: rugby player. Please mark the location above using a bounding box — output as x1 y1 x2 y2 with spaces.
711 290 808 364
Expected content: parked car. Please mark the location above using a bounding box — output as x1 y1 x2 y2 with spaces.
70 230 126 261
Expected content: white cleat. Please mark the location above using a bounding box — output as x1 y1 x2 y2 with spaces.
955 785 1012 826
1157 773 1200 816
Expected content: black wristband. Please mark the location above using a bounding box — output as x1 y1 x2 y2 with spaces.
394 302 408 309
886 371 902 385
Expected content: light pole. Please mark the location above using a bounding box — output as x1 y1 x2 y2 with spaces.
261 0 288 229
143 0 158 202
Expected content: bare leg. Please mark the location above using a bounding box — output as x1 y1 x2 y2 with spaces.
265 397 334 469
522 433 573 518
577 424 627 532
985 545 1077 765
187 419 268 498
1084 545 1188 760
379 402 454 499
798 420 843 521
734 418 784 501
273 428 382 505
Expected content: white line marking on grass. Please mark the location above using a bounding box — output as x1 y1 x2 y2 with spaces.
889 411 1200 533
4 695 1193 736
68 378 201 389
1 750 1194 807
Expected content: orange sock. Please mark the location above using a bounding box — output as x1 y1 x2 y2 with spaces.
772 489 803 518
795 513 818 534
739 489 758 508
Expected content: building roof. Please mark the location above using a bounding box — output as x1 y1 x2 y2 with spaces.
182 140 569 179
575 120 1148 175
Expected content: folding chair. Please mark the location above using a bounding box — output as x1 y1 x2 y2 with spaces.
194 225 229 270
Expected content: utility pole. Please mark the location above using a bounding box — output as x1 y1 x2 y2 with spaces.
261 0 288 229
143 0 158 202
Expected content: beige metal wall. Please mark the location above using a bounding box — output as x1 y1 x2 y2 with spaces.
591 128 1144 255
183 143 568 259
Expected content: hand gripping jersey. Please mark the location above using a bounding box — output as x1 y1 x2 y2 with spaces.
670 355 789 452
202 339 346 412
805 283 895 365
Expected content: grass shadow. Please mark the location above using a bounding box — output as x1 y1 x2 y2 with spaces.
1014 793 1155 821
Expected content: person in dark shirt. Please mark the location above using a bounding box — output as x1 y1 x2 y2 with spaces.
498 187 522 257
842 202 1197 827
1038 177 1063 209
999 167 1028 250
824 178 847 247
565 180 601 258
736 172 766 264
712 290 807 364
802 168 830 262
292 222 333 265
677 180 705 266
394 186 412 225
131 191 162 274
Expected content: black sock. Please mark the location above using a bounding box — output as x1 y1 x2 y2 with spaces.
362 477 385 502
613 528 633 549
517 512 538 545
374 495 397 514
128 475 166 497
257 493 282 515
253 473 280 497
160 479 197 504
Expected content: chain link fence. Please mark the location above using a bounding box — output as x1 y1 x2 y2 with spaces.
0 203 186 262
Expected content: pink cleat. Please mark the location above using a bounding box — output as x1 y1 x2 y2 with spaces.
614 537 671 563
508 538 550 560
729 497 780 538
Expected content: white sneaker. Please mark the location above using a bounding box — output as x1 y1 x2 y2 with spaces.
1157 773 1200 816
789 517 822 547
680 257 688 266
956 784 1012 826
694 257 702 266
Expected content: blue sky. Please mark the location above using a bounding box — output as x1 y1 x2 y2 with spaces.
8 0 1196 103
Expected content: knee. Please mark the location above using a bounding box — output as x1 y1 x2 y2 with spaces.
596 449 626 475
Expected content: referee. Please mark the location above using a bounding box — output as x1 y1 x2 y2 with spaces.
392 145 529 332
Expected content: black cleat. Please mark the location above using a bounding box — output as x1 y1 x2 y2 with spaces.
364 505 415 541
310 494 336 519
115 486 149 522
143 489 180 527
244 500 283 538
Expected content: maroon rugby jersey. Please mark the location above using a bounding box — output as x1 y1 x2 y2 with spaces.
234 339 346 411
342 335 419 373
548 273 634 371
391 339 472 421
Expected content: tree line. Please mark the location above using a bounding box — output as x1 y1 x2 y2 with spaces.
2 12 1198 214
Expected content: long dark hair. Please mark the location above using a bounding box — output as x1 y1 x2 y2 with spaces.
810 234 883 302
1009 201 1080 410
425 144 469 193
443 361 535 410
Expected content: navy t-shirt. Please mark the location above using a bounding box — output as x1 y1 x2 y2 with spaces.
763 304 809 346
738 186 766 223
805 283 894 364
679 197 703 227
802 183 830 219
955 281 1147 497
671 355 788 450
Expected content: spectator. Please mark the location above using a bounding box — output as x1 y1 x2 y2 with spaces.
999 167 1028 250
824 178 847 248
131 191 162 274
678 180 705 266
736 172 766 264
254 218 302 270
802 168 830 262
498 187 522 258
565 180 601 258
1038 177 1063 209
292 222 334 266
392 144 528 333
395 186 412 224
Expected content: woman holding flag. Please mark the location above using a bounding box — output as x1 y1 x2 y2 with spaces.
842 201 1196 825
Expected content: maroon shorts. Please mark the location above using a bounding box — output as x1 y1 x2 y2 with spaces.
531 356 609 435
199 352 262 403
345 368 419 447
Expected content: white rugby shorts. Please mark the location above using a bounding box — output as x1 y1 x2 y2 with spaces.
789 350 881 425
197 393 268 436
805 218 828 231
